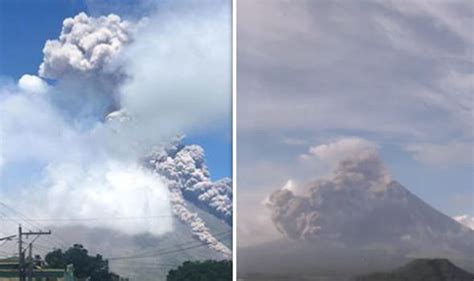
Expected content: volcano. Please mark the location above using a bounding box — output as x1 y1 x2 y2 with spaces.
238 151 473 280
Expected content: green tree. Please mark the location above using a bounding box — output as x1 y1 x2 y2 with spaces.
167 260 232 281
45 244 115 281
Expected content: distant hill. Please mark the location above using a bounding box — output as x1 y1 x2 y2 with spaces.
355 259 474 281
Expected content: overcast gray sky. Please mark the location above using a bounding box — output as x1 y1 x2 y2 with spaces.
237 0 473 247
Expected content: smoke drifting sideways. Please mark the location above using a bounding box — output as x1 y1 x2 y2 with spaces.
145 138 232 256
266 139 397 242
0 3 231 238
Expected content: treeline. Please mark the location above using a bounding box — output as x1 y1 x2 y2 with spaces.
167 260 232 281
42 244 232 281
45 244 118 281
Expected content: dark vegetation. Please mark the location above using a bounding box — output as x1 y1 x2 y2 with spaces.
167 260 232 281
45 244 118 281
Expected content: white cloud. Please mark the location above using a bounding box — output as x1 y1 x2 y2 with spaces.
453 215 474 230
10 161 173 236
237 191 283 248
302 138 377 163
407 142 473 166
379 0 474 48
0 86 75 167
118 8 231 136
17 74 49 94
281 179 296 192
0 82 175 236
237 0 473 142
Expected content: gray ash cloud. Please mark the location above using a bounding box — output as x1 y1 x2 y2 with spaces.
266 150 473 252
144 137 232 256
39 12 134 80
147 137 232 225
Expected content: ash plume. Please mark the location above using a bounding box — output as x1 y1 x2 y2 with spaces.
39 12 134 79
266 140 472 250
267 149 392 241
146 137 232 256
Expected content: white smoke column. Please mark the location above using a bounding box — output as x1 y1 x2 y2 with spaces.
11 161 173 236
116 5 231 138
0 81 173 237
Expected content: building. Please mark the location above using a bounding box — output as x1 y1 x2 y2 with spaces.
0 257 72 281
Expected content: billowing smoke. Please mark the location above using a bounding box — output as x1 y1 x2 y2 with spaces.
37 13 134 122
146 137 232 256
39 12 133 79
267 139 473 248
267 145 394 242
0 1 230 245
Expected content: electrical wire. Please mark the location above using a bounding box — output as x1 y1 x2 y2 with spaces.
108 231 232 261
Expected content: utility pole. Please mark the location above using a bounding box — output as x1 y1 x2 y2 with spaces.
18 225 23 281
27 243 33 281
17 225 51 281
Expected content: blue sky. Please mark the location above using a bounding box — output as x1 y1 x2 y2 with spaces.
0 1 87 80
0 0 232 180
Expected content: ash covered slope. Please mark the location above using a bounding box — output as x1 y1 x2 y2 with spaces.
266 151 474 256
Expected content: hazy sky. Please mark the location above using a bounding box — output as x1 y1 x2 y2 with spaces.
237 0 473 247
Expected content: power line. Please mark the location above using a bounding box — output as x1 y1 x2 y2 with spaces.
0 203 43 231
0 202 68 249
0 249 16 257
112 262 179 266
0 215 174 222
12 225 53 281
108 231 232 261
110 260 179 267
108 230 231 260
